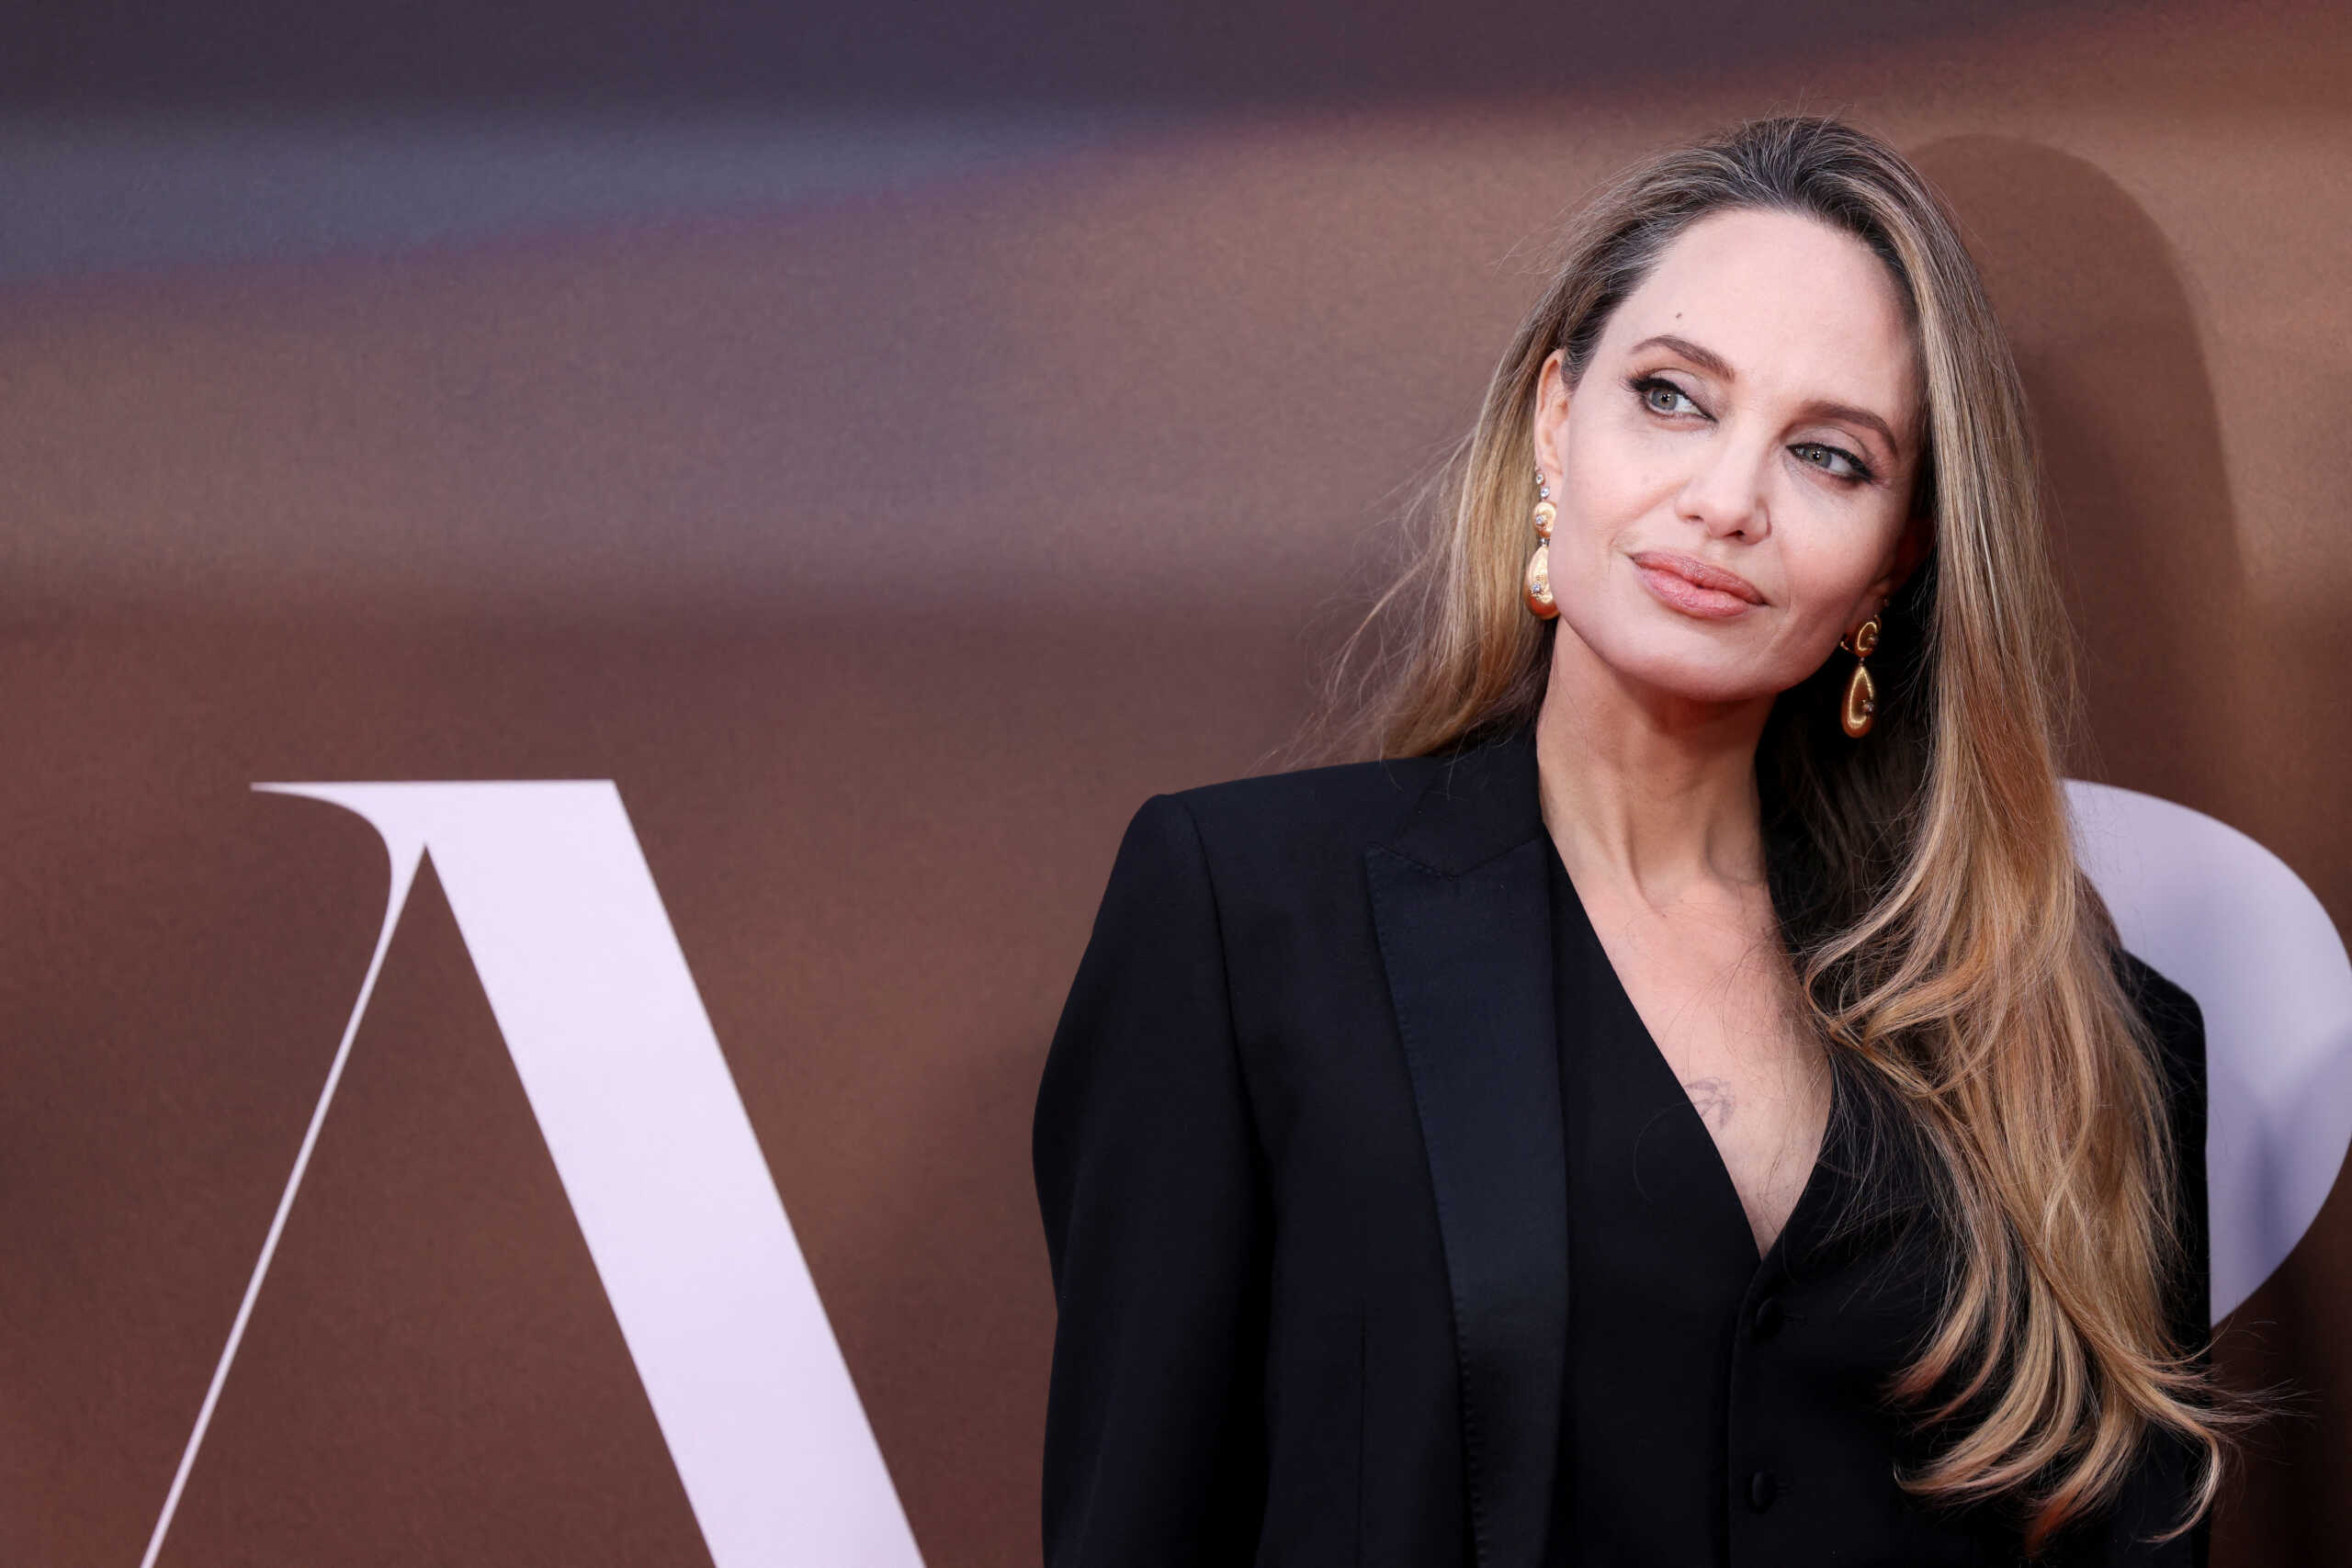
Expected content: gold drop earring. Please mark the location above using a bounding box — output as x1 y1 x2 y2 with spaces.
1524 467 1560 620
1839 615 1882 738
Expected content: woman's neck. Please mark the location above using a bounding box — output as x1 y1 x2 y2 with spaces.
1532 625 1775 907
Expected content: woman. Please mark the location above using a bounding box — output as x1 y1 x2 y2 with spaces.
1032 115 2249 1567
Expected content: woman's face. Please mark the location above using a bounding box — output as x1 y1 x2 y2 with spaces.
1532 206 1929 710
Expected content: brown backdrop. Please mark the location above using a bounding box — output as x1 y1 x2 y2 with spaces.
5 0 2348 1561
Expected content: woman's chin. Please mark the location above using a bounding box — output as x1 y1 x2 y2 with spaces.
1570 638 1788 712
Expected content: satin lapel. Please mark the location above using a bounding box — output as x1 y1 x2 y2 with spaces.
1364 728 1564 1568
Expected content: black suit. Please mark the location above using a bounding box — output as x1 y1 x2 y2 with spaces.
1032 725 2210 1568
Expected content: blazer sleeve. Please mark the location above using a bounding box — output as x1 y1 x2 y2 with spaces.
2132 954 2213 1385
2143 954 2215 1568
1033 793 1271 1566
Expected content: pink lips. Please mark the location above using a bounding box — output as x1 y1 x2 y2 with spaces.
1629 549 1766 620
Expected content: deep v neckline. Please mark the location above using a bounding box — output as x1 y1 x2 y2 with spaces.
1544 834 1839 1270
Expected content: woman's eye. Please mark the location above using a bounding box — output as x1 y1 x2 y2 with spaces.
1634 377 1698 416
1792 440 1872 483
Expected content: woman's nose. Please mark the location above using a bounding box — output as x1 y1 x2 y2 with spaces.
1674 429 1773 541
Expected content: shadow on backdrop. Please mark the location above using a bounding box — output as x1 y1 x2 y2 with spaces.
1910 136 2248 807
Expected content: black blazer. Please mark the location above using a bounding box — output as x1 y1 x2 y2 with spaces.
1032 725 2211 1568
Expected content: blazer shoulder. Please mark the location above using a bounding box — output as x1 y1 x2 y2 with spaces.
1161 751 1445 856
2117 946 2199 1027
2115 946 2208 1096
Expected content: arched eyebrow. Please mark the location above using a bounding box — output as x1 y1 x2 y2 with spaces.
1628 332 1905 462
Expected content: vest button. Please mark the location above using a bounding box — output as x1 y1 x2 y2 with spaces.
1752 1296 1784 1339
1748 1470 1779 1511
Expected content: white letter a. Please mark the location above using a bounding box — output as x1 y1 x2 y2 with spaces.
140 781 923 1568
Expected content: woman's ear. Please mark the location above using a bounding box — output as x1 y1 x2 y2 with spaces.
1532 351 1572 493
1869 508 1935 613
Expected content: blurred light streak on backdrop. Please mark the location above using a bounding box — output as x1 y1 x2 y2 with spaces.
2 0 2348 1563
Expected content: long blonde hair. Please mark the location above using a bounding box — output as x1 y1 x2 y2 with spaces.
1306 114 2252 1551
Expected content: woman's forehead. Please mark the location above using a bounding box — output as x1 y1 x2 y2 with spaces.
1604 208 1922 429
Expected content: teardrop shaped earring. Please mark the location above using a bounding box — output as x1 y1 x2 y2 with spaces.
1524 468 1560 620
1839 615 1882 739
